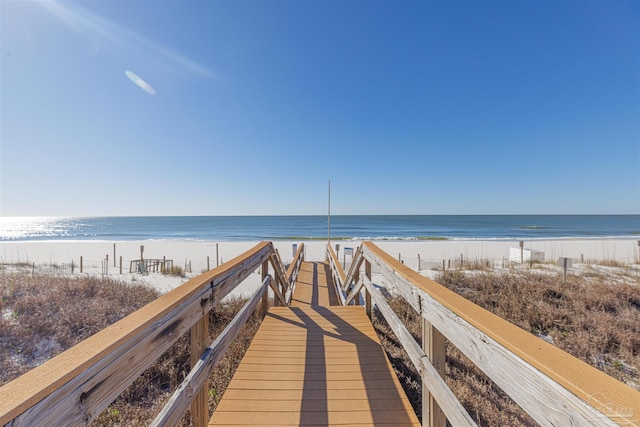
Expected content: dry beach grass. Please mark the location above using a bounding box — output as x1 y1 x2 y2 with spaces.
374 265 640 425
1 260 639 425
0 272 263 426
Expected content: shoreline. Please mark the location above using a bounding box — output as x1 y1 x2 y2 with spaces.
1 237 638 260
1 238 638 296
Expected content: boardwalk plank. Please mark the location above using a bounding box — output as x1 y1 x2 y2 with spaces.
209 261 419 426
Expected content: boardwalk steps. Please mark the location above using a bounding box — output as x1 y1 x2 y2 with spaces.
209 304 420 426
209 261 419 425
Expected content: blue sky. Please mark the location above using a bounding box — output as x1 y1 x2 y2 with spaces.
1 0 638 216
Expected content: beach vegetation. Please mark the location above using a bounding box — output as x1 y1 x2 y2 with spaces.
0 272 265 426
3 263 639 425
163 265 186 277
374 269 640 425
584 258 628 268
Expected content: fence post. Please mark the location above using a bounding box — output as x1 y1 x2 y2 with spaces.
417 254 421 271
80 256 83 273
190 311 209 427
119 256 122 274
364 260 372 319
207 256 210 271
422 319 446 427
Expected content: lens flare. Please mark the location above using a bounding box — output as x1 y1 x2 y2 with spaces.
124 70 156 95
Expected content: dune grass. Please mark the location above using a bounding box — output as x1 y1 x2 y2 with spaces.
2 265 639 425
0 272 263 426
372 269 639 425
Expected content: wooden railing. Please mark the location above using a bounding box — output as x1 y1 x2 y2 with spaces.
285 243 306 305
327 241 640 427
0 241 304 427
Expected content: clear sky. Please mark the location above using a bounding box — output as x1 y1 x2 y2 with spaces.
1 0 638 216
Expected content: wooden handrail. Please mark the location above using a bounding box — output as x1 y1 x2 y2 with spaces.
326 241 640 427
285 243 305 305
269 249 289 301
151 275 272 425
360 274 476 426
325 244 347 305
343 244 364 292
0 241 284 426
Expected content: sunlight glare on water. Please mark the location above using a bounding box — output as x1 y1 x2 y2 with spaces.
0 217 77 241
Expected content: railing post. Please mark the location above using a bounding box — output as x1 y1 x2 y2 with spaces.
352 262 361 306
364 260 372 318
422 319 446 427
190 313 209 427
262 260 270 315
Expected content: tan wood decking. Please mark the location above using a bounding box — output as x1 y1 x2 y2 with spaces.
209 261 420 426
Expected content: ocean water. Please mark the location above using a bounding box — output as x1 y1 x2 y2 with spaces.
0 215 638 242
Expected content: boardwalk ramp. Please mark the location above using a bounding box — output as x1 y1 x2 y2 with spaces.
209 261 420 426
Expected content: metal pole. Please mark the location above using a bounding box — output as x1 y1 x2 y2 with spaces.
328 179 331 244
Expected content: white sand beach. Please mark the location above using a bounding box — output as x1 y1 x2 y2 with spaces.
1 238 638 296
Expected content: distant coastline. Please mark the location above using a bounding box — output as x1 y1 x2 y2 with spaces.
0 215 638 242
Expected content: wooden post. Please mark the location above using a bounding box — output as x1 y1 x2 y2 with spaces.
353 265 360 307
442 259 445 271
80 256 83 273
520 240 524 264
422 319 446 427
207 256 210 271
190 313 209 427
119 256 122 274
365 260 372 319
162 256 166 273
271 259 279 307
262 260 269 316
113 244 116 267
417 254 420 271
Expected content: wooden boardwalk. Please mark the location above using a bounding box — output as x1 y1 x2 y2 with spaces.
209 261 420 426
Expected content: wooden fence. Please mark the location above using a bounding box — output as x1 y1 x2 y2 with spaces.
326 241 640 427
0 241 304 427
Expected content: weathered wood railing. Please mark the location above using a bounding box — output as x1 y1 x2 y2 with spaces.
285 243 306 305
0 241 303 427
326 243 347 305
327 241 640 427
